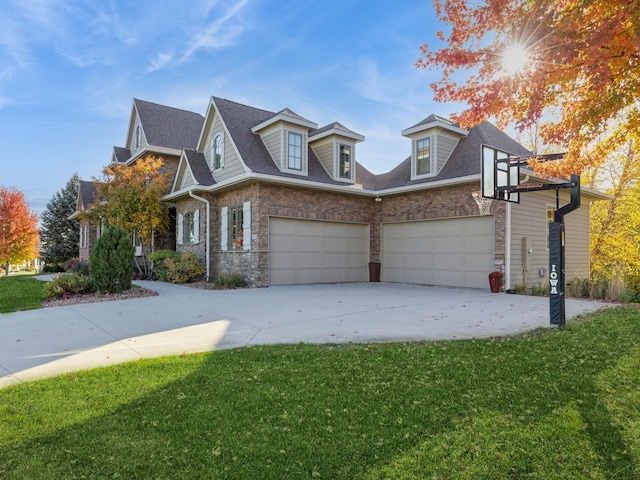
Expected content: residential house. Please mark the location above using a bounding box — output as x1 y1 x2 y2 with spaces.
162 96 607 290
73 99 205 260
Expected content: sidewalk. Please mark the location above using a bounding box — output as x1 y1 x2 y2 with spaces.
0 281 610 388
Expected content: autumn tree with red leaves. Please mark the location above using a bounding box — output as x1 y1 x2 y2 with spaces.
417 0 640 175
0 187 40 275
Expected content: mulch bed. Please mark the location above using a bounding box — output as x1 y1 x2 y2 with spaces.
43 287 158 308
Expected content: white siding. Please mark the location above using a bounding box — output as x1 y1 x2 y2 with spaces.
212 116 245 182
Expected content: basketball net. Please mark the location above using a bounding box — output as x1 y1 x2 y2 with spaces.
472 191 493 215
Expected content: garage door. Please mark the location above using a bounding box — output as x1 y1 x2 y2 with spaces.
269 218 369 285
382 216 494 288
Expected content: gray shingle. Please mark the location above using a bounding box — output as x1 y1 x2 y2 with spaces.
134 99 204 150
183 149 215 186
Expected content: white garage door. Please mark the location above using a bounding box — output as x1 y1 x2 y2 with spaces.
269 218 369 285
382 216 494 288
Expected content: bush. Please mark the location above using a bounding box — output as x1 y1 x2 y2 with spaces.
147 250 180 282
62 258 90 276
45 273 94 298
622 273 640 303
214 272 246 289
164 253 205 284
42 264 65 273
89 226 134 293
566 278 591 298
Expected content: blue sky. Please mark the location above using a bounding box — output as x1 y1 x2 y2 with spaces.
1 0 461 215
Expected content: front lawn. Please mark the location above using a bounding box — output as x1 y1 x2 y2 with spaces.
0 275 46 313
1 306 639 478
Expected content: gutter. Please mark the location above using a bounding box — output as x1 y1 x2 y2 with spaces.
188 190 211 281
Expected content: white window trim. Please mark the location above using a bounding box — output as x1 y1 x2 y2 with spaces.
178 209 200 245
411 135 435 180
207 132 225 171
282 128 308 175
336 142 355 183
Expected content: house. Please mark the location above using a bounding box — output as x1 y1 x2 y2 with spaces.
73 99 205 261
161 96 607 290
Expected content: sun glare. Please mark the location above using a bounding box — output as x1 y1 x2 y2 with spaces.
501 43 529 75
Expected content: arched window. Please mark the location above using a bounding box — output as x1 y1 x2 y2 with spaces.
213 134 223 170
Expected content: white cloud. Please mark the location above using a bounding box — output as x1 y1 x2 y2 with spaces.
181 0 250 62
147 52 175 73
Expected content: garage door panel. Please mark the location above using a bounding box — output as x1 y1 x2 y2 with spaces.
269 218 368 285
382 217 494 289
435 237 462 253
406 237 430 254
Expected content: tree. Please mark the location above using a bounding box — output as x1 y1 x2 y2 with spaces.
417 0 640 175
587 138 640 283
0 187 39 275
40 173 80 265
85 156 171 274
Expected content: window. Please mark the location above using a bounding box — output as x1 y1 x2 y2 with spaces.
416 137 431 175
135 125 141 149
221 203 250 251
229 207 244 250
339 145 351 178
287 132 303 170
80 224 88 248
213 135 222 170
546 206 555 249
178 210 199 245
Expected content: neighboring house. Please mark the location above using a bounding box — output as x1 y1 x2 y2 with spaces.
72 99 205 260
162 96 608 289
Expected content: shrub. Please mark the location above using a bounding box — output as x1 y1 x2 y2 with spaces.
214 272 246 289
566 278 591 298
45 273 94 298
147 250 180 281
164 253 205 283
42 264 65 273
89 226 134 293
622 273 640 303
62 258 90 276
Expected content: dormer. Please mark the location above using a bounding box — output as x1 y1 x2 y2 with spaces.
401 115 468 180
251 108 318 176
309 122 365 184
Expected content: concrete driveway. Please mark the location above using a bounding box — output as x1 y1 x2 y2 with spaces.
0 281 609 387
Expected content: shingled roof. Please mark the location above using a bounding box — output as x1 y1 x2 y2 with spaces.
183 149 215 186
375 121 531 190
134 99 204 151
77 180 102 210
212 97 352 186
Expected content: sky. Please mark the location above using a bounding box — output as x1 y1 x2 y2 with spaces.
0 0 464 216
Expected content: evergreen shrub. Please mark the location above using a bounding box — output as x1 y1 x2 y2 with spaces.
89 226 134 293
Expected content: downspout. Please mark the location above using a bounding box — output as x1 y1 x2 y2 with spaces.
505 201 512 290
188 190 211 282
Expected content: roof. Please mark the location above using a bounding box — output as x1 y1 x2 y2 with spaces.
133 99 204 151
212 97 350 186
183 149 215 186
113 146 131 163
376 121 532 190
77 180 101 210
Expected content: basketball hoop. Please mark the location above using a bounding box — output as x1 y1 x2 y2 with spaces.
472 191 493 215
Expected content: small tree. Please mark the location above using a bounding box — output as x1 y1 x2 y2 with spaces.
40 174 80 265
89 226 134 293
0 187 39 275
87 156 171 276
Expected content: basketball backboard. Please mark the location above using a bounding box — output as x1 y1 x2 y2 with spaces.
481 145 520 203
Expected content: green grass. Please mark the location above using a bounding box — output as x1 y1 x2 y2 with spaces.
1 306 639 478
0 275 46 313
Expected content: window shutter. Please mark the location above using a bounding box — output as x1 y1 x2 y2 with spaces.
177 213 184 245
242 201 251 251
221 207 228 251
193 209 200 243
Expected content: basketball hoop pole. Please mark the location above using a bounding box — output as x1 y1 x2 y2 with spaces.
484 147 581 328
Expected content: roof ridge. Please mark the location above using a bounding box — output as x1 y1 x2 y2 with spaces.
212 96 276 116
133 98 203 116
